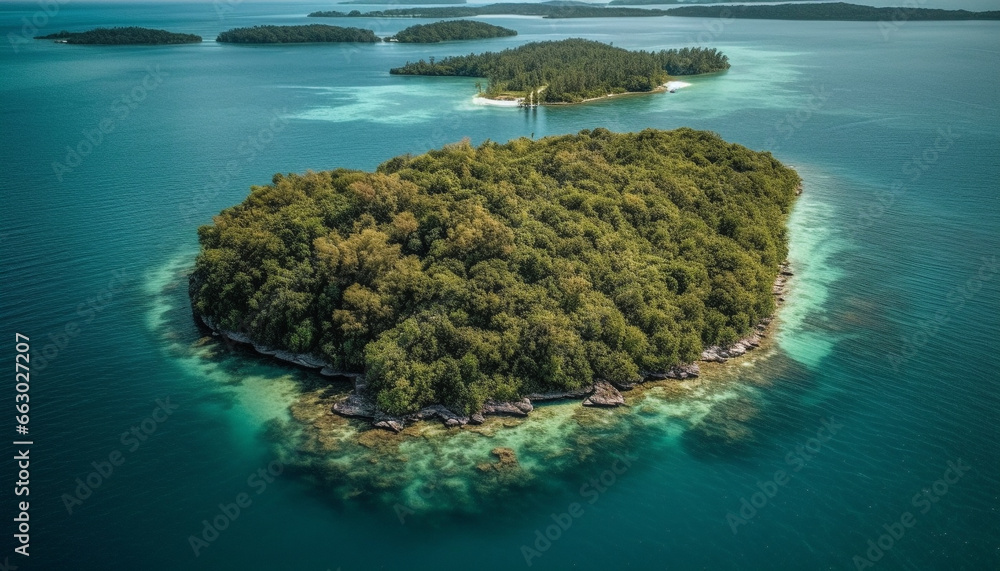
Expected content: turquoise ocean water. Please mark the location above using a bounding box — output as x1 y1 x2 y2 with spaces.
1 2 998 569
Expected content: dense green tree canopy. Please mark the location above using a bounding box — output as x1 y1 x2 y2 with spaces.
390 39 729 103
216 25 378 44
191 129 799 416
391 20 517 43
36 27 201 45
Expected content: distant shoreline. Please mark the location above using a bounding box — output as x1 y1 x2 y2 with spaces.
662 2 1000 21
309 2 1000 21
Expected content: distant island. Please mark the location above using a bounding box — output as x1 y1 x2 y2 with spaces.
190 128 800 421
389 20 517 43
216 25 379 44
609 0 827 5
390 39 728 104
663 2 1000 20
35 27 201 45
608 0 685 4
309 2 1000 20
309 3 669 19
340 0 465 3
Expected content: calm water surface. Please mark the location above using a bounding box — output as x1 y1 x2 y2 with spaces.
1 2 998 570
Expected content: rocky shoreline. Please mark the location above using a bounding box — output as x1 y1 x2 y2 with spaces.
191 260 792 433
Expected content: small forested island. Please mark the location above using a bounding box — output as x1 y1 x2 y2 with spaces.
309 3 669 19
663 2 1000 20
389 20 517 43
390 39 729 104
190 128 800 421
35 27 201 45
216 25 379 44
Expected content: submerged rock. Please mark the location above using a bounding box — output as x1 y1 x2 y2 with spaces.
701 336 757 362
687 396 760 450
644 363 701 381
477 447 520 473
333 393 377 418
608 378 640 390
373 412 405 433
526 386 595 401
415 404 469 427
481 398 533 416
582 381 625 407
373 419 404 433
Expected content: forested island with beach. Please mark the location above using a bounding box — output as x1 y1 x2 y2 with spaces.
189 128 800 423
35 27 201 44
390 39 729 104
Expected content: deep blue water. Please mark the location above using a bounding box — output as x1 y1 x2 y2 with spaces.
1 2 999 570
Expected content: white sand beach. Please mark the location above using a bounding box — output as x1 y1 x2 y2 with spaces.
472 96 523 107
